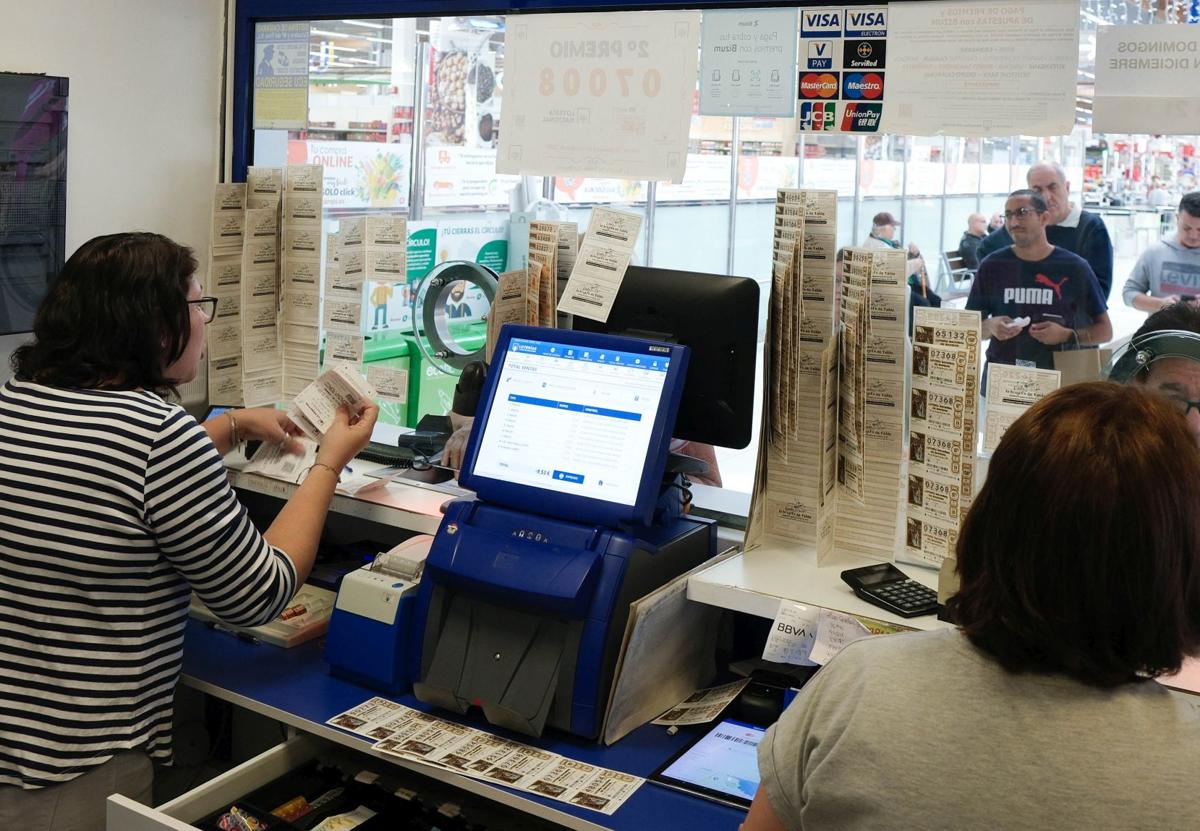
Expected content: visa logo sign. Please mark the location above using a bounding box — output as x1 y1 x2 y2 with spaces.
845 8 888 38
807 40 833 70
801 9 842 38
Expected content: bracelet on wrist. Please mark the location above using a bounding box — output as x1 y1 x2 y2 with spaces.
305 461 342 480
227 411 241 446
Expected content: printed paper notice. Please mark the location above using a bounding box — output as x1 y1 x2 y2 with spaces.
880 0 1078 137
983 364 1059 453
498 11 700 183
1094 25 1200 134
699 8 798 117
253 22 310 130
761 601 819 666
558 207 643 322
808 608 872 665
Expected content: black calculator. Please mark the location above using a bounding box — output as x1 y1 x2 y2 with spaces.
840 563 938 618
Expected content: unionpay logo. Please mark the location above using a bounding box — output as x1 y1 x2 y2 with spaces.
799 72 839 99
801 9 842 38
844 8 887 38
807 40 834 70
842 102 882 132
799 101 836 131
843 72 884 100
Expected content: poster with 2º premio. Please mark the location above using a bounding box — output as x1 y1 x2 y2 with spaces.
797 6 887 133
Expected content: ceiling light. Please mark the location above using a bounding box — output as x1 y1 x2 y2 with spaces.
342 20 386 29
312 28 392 45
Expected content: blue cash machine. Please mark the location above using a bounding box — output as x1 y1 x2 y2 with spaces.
410 324 716 740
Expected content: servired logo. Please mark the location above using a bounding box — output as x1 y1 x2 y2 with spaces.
799 72 839 99
843 72 884 100
799 101 836 131
841 102 882 132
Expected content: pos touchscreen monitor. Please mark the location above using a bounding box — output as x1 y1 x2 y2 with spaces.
457 325 689 527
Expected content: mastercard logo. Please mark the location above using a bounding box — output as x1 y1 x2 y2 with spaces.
799 72 839 99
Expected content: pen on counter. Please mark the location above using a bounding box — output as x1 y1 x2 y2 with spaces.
205 620 260 645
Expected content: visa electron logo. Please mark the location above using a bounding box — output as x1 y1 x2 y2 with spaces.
845 9 887 38
799 72 839 99
799 101 836 131
801 9 842 38
841 102 882 132
843 72 884 100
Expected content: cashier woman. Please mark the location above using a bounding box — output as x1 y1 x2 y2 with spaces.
744 382 1200 829
0 232 377 829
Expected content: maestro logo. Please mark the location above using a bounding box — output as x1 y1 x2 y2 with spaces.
799 101 836 131
843 72 884 100
842 102 883 132
799 72 839 99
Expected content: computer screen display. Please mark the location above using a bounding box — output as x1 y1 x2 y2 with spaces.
652 718 765 808
572 266 759 449
460 325 688 526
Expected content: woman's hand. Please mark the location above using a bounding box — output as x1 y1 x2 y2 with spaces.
316 402 379 471
233 408 306 453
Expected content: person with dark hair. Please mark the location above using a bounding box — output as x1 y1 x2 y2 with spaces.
966 189 1111 376
0 232 377 828
1109 300 1200 445
1122 191 1200 312
977 161 1115 299
745 383 1200 830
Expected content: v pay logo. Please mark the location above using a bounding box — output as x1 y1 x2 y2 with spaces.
807 40 834 70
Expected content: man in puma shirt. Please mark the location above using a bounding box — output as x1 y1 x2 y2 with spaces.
967 189 1111 375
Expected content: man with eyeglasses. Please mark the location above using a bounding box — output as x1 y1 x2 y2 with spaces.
1109 302 1200 446
1122 191 1200 313
966 189 1111 376
977 162 1115 300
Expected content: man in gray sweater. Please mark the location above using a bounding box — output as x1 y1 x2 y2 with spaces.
1123 191 1200 312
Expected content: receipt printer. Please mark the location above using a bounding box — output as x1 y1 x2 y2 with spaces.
325 537 432 693
409 499 715 740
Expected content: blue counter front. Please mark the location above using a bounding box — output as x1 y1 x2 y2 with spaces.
181 618 745 830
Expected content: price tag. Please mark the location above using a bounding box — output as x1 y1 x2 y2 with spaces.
498 11 700 183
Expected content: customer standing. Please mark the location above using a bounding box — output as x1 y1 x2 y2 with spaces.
977 161 1115 299
1123 191 1200 312
0 232 377 829
745 382 1200 829
957 212 988 270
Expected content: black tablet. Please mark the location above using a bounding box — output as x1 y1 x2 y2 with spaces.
649 718 766 810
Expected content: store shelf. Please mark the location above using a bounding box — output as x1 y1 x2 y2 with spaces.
686 542 948 632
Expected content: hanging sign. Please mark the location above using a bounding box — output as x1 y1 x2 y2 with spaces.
498 11 700 183
699 8 798 118
1094 25 1200 135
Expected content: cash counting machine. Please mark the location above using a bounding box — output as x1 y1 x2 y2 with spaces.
409 325 716 740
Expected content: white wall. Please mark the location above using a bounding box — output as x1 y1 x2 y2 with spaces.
0 0 224 390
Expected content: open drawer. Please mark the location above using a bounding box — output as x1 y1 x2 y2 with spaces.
106 732 582 831
107 734 320 831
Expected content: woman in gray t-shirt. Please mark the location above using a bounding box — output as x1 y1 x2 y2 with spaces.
746 382 1200 830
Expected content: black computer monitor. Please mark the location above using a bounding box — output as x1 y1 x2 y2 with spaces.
572 265 760 449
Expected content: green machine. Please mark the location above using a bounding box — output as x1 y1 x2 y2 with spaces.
359 261 495 428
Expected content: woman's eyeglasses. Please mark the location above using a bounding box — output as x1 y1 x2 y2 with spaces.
188 297 218 323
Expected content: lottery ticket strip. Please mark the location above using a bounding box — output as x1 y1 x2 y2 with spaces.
326 698 643 816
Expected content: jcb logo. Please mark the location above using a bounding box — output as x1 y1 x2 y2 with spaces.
799 101 835 131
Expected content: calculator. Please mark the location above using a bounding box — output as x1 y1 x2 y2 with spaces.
840 563 939 618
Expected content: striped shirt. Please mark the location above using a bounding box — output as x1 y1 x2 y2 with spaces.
0 379 296 789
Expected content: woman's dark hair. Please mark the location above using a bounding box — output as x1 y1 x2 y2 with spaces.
11 232 197 395
951 382 1200 687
